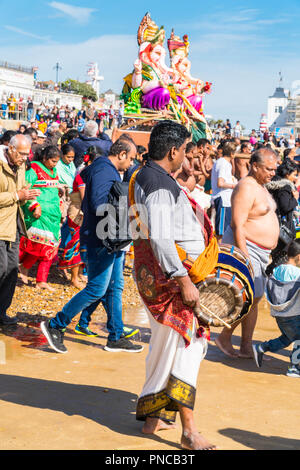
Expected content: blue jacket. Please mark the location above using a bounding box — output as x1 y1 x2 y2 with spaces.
71 132 112 167
80 157 121 247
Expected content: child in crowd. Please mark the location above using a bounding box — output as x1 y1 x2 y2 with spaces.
56 144 76 194
253 239 300 378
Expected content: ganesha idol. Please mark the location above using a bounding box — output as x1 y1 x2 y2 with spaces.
168 30 211 115
125 13 179 111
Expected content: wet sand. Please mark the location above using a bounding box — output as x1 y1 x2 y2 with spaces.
0 266 299 450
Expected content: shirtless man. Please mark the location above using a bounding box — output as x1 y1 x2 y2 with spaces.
215 148 279 358
234 141 252 180
193 139 212 188
176 141 197 192
175 141 212 211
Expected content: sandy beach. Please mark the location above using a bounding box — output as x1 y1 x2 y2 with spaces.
0 264 299 451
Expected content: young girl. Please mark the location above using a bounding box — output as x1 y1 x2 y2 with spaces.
19 146 62 291
253 239 300 378
56 144 76 195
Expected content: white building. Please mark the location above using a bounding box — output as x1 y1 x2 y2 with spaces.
265 80 300 137
33 88 83 109
0 61 83 112
103 89 121 109
0 62 35 101
267 86 289 130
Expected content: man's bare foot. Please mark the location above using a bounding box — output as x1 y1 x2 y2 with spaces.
71 279 84 290
142 417 177 435
239 344 254 358
19 265 29 285
214 337 238 358
181 431 217 450
238 352 253 358
238 351 254 358
36 282 55 292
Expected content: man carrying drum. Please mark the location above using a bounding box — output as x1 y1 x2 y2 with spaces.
215 148 280 358
128 120 218 450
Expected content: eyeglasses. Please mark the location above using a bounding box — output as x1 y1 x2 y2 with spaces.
13 148 30 157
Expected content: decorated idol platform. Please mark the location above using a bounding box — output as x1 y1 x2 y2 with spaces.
113 12 212 146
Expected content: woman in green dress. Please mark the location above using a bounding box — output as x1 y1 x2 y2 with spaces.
19 146 62 291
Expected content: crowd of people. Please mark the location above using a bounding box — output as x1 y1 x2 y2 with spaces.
0 94 124 132
0 113 300 450
211 118 299 151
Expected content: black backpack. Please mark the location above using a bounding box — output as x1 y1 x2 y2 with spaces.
100 181 132 254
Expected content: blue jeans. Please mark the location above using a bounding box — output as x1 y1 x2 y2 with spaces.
261 316 300 366
50 245 125 341
27 108 34 121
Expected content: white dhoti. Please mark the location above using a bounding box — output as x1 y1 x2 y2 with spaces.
137 307 208 422
190 185 211 211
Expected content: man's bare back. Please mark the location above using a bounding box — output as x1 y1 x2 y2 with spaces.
234 156 250 180
231 175 279 251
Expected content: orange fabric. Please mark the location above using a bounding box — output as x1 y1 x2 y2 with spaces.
176 236 219 284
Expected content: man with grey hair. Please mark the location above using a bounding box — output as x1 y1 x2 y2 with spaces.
83 120 99 137
71 120 112 167
0 134 40 325
215 147 280 358
44 122 63 147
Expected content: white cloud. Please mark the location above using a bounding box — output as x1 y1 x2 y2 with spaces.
4 25 51 42
221 8 259 23
256 18 290 26
48 2 97 24
177 8 293 37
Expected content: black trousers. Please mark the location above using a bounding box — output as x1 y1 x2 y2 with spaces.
0 234 19 319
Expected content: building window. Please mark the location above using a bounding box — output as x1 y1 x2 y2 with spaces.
275 106 283 114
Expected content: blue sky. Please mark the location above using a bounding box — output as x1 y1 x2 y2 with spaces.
0 0 299 129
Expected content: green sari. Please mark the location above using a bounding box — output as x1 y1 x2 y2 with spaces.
20 161 62 260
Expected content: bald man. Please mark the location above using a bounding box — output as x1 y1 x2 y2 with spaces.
215 148 279 358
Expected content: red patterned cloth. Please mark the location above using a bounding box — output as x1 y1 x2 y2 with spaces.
134 237 210 346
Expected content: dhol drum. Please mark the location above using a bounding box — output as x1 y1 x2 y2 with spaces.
194 244 255 328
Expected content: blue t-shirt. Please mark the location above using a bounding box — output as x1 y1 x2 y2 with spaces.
77 118 85 132
273 264 300 282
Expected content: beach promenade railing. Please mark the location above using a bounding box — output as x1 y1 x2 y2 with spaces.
0 61 35 75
